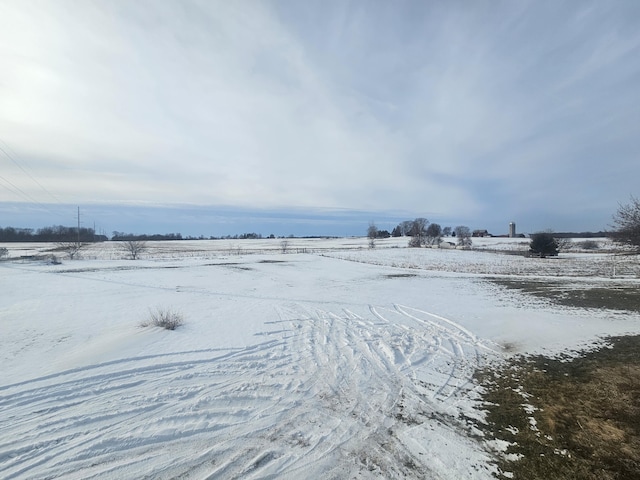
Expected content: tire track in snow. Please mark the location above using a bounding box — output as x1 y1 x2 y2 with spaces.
0 304 497 479
391 304 500 404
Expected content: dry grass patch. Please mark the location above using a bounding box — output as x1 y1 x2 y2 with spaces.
140 307 184 330
476 336 640 480
489 278 640 312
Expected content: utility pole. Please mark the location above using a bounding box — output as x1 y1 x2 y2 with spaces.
77 206 81 245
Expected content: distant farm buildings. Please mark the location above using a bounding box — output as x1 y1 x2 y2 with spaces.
471 223 525 238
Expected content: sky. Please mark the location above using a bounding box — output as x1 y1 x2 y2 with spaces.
1 0 639 237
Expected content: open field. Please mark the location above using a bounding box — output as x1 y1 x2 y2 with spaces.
1 238 639 479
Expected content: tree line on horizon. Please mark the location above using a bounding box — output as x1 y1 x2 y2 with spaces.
0 226 324 243
0 225 106 243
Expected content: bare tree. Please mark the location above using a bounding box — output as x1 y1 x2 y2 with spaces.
411 218 429 236
367 223 378 249
454 226 472 249
408 218 429 247
610 196 640 253
424 223 442 246
399 220 415 236
123 240 147 260
280 239 290 254
56 241 85 260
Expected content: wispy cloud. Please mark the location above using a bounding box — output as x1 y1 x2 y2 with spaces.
1 0 639 233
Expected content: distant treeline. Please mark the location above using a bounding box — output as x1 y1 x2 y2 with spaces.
110 232 336 241
553 231 609 238
0 225 107 242
0 226 339 242
111 232 184 241
112 232 269 241
1 224 609 243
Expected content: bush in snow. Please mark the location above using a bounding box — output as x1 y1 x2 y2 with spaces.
0 247 8 259
141 307 184 330
529 231 559 258
579 240 599 250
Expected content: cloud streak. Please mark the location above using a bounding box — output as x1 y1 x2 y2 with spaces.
1 0 639 234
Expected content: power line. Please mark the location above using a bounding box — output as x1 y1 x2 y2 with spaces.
0 139 103 232
0 173 69 220
0 138 63 204
0 171 47 206
0 138 70 220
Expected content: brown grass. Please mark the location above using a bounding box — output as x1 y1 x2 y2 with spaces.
476 336 640 480
488 278 640 312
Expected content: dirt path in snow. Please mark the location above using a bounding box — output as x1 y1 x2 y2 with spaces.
0 304 499 479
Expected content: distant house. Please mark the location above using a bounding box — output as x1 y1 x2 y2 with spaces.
472 229 491 237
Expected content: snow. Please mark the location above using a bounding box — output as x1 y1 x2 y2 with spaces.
1 239 640 479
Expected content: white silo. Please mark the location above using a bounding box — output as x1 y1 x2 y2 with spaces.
509 222 516 238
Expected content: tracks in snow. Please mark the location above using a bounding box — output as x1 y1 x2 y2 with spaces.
0 304 498 479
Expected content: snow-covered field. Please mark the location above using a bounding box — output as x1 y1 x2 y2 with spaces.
1 239 639 479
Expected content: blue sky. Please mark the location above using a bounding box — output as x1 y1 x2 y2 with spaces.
1 1 639 237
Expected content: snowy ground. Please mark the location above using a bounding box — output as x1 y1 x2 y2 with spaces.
1 239 639 479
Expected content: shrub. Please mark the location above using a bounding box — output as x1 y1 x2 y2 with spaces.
529 231 559 257
0 247 8 259
140 307 184 330
579 240 599 250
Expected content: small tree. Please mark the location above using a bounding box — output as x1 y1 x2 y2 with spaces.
529 232 559 258
0 247 8 259
610 196 640 253
123 240 147 260
454 226 472 248
367 223 378 249
280 239 289 253
57 241 84 260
